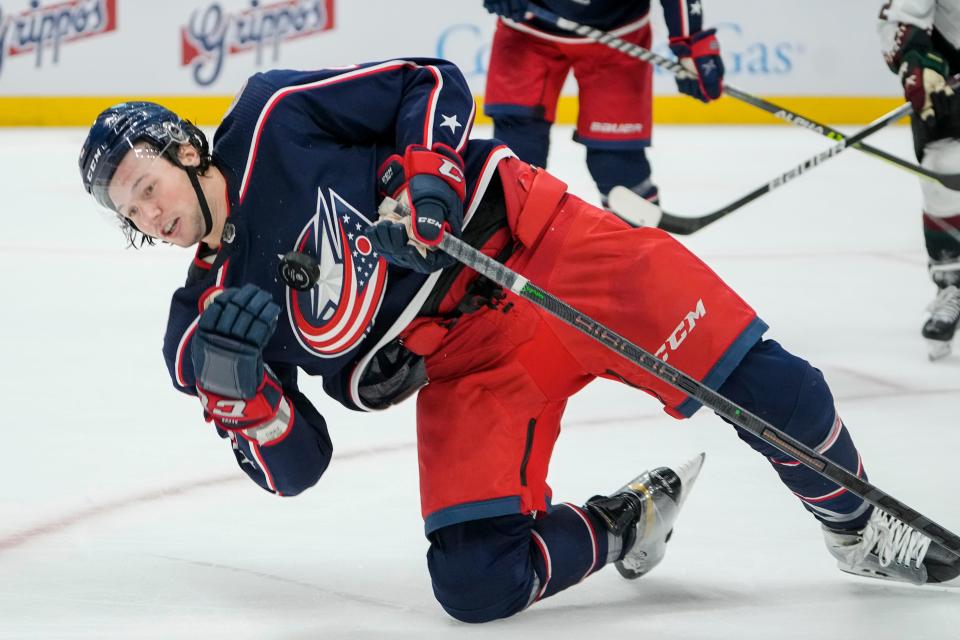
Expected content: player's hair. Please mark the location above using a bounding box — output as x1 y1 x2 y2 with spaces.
78 102 213 247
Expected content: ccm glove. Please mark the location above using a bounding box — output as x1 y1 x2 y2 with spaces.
367 144 466 273
483 0 528 21
669 28 725 102
191 283 284 431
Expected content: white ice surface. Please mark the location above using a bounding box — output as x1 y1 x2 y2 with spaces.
1 124 958 639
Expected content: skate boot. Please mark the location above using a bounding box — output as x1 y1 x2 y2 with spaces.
823 508 960 586
922 285 960 360
586 453 704 580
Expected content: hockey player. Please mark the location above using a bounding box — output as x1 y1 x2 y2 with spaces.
79 58 957 622
480 0 724 211
880 0 960 359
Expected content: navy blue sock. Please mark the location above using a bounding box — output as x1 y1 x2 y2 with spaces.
718 339 872 531
427 505 610 622
586 146 659 204
492 115 551 168
528 503 609 601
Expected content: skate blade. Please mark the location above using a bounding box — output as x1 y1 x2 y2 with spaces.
616 561 646 580
614 454 703 581
837 563 927 587
673 452 706 507
926 339 953 361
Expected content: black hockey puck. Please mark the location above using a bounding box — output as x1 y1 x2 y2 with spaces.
279 251 321 291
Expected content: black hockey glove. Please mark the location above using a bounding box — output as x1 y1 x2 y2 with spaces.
191 284 285 431
483 0 529 21
367 144 465 273
669 28 725 102
886 24 953 127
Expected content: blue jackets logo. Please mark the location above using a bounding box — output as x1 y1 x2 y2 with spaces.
181 0 335 86
0 0 116 77
286 189 388 359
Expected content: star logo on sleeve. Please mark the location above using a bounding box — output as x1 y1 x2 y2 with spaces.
690 1 702 15
440 114 462 133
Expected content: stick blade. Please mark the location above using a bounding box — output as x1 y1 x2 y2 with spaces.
607 186 663 228
939 172 960 191
608 186 704 235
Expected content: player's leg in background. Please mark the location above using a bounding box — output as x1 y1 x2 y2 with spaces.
483 21 569 168
916 136 960 360
586 146 659 208
569 24 657 208
492 115 552 168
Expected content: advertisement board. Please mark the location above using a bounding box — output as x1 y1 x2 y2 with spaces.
0 1 904 125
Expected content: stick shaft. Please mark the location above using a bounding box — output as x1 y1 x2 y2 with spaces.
656 100 913 234
526 5 960 190
439 232 960 558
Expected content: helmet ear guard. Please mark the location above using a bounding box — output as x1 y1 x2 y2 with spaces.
79 102 214 246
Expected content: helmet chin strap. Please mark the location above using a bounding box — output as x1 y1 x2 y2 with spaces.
184 165 214 237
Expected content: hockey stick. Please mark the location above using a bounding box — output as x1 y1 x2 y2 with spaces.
612 100 915 234
430 227 960 559
524 5 960 191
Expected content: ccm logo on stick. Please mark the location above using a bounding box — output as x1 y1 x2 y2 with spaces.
655 299 706 361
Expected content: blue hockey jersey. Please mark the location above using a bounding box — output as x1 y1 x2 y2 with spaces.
161 59 514 496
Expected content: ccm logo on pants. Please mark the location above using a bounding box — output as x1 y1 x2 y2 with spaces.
655 299 706 361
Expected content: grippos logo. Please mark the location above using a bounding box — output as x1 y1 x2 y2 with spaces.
0 0 117 77
181 0 335 87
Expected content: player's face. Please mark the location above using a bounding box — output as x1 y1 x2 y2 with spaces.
107 143 206 247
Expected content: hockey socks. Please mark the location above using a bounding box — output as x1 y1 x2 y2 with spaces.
527 503 609 603
718 339 872 531
586 146 658 206
426 507 609 622
768 414 871 530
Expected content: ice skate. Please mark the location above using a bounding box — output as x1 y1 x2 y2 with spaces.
922 285 960 360
823 508 960 586
586 452 704 580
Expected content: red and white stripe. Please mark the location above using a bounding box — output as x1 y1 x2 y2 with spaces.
770 412 844 468
815 413 845 455
174 317 200 389
420 65 443 149
530 531 552 601
238 60 449 203
249 440 281 495
175 263 230 389
289 228 387 357
562 503 599 581
794 453 864 504
677 0 690 37
347 145 516 411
